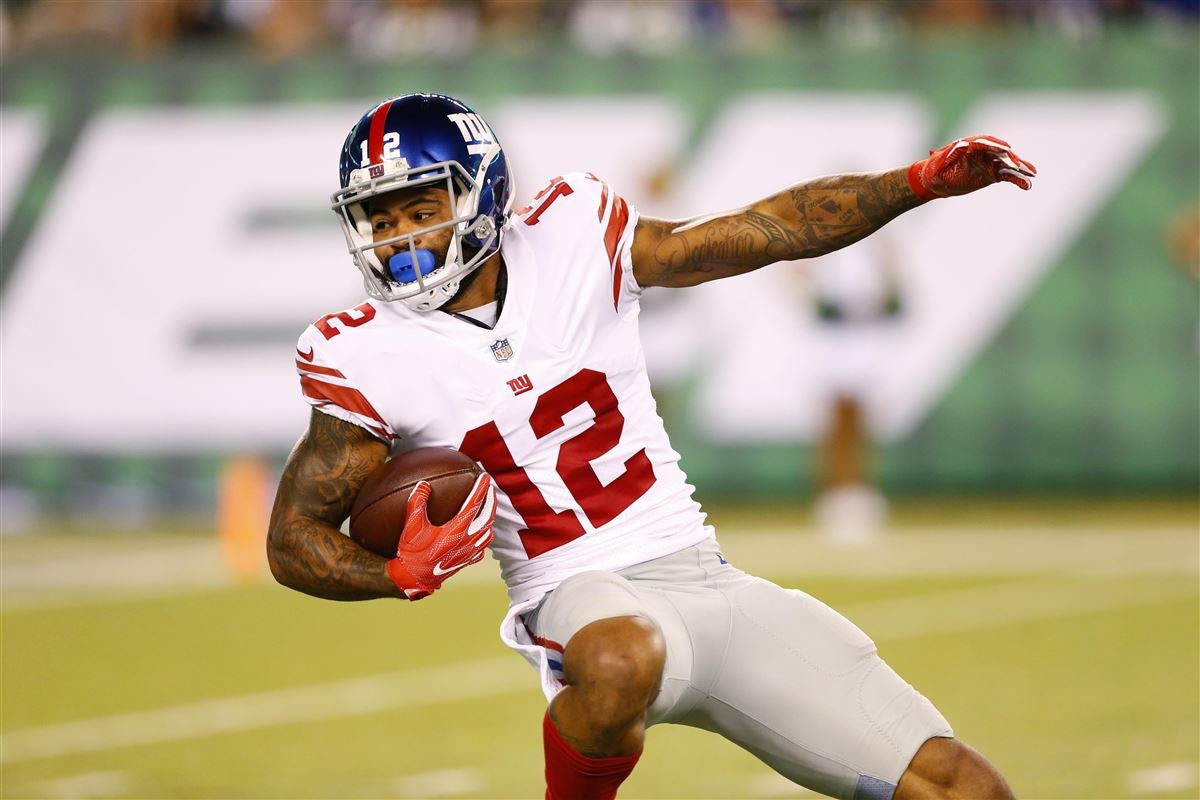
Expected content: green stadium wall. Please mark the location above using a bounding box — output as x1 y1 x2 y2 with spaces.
1 32 1196 505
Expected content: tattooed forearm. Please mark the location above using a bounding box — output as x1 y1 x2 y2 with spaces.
268 516 396 601
648 211 805 280
788 168 922 251
266 410 396 600
634 167 923 288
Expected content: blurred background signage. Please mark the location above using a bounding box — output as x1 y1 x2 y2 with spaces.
0 4 1196 515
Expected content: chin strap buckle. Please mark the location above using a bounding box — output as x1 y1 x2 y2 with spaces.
471 216 496 240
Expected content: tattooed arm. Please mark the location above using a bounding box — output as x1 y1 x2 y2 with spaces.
632 167 922 288
266 409 396 600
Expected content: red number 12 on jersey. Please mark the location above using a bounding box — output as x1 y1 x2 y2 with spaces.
460 368 656 559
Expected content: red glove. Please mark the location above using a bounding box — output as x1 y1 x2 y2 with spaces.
908 135 1037 201
386 474 496 600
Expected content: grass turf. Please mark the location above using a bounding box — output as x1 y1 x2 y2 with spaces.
2 508 1196 799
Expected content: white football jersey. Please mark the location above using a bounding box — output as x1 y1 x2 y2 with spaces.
295 173 713 610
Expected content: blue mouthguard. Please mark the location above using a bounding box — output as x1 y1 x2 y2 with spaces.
388 249 437 283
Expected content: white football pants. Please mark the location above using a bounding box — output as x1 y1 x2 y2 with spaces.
522 537 953 800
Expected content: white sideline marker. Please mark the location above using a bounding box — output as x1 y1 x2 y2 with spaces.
1126 762 1198 796
22 770 132 799
392 768 488 797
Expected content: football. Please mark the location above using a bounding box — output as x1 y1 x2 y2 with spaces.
349 447 483 558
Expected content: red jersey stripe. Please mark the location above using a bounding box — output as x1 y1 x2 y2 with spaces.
524 624 565 653
367 99 395 165
597 181 609 223
604 194 630 310
295 361 345 378
300 375 391 434
603 194 629 268
524 180 573 226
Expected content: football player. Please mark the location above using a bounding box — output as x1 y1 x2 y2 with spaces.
267 93 1035 800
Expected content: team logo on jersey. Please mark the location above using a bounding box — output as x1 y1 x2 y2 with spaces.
507 374 533 396
491 338 514 361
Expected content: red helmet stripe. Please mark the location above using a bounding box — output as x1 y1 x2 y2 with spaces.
367 99 395 164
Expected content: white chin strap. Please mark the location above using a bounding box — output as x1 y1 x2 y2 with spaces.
401 276 462 312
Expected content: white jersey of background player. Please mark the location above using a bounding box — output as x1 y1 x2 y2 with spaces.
268 93 1036 800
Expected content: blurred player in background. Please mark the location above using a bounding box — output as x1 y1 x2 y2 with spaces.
267 93 1035 800
807 236 905 545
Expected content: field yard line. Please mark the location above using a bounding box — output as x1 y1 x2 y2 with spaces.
720 527 1199 579
3 576 1195 766
5 527 1196 612
2 585 240 613
844 575 1198 643
0 656 530 766
1 540 227 590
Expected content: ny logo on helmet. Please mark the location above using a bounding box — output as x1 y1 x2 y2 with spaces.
447 113 496 156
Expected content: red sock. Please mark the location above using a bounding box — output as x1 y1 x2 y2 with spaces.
543 711 642 800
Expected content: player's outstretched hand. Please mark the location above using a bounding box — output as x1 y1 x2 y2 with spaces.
385 474 496 600
908 135 1037 201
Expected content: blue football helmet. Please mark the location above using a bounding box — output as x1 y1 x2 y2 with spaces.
331 93 513 311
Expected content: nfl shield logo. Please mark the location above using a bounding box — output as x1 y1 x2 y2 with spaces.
490 338 514 362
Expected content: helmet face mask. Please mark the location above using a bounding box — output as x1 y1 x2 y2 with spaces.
331 94 513 312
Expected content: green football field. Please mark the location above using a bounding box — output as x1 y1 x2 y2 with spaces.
2 499 1196 799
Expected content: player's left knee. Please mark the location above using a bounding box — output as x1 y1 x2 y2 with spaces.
895 736 1014 800
562 615 665 719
